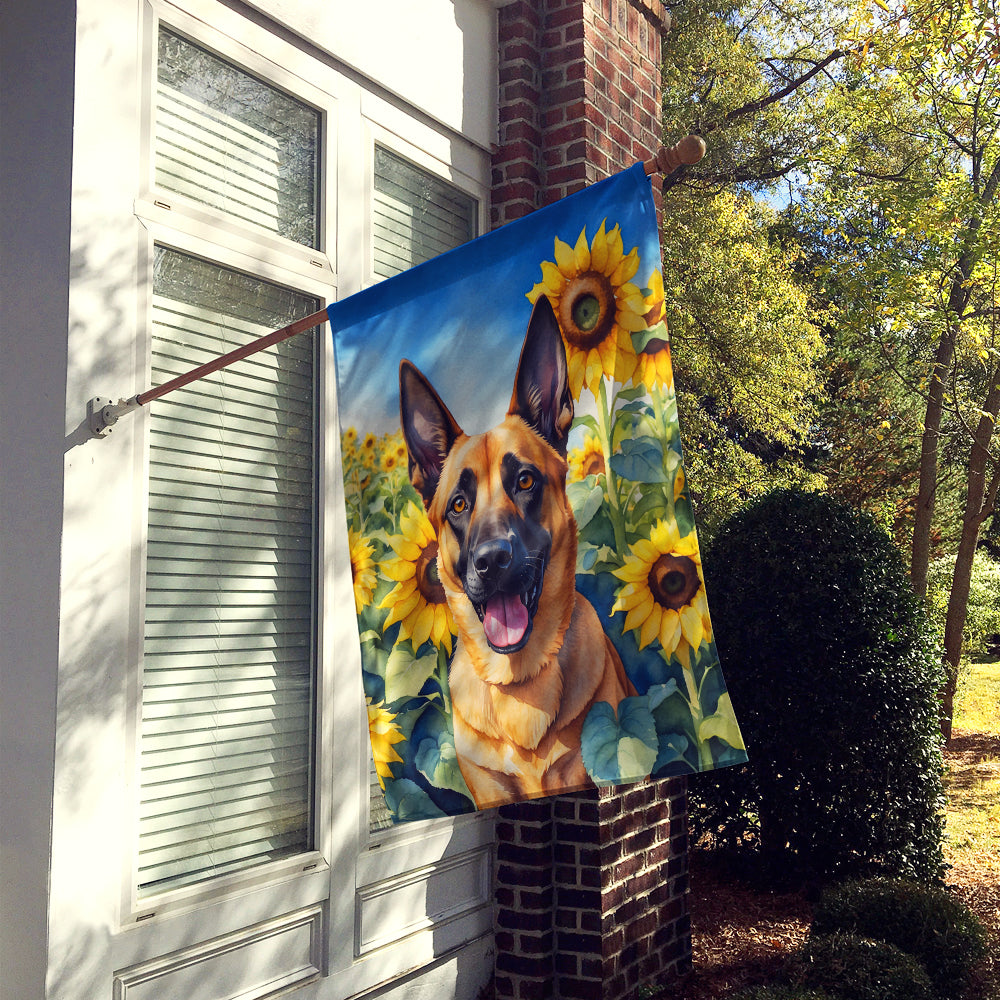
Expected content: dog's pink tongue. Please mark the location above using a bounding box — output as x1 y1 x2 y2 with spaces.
483 593 529 649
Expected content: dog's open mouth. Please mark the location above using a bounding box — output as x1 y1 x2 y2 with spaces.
476 577 541 654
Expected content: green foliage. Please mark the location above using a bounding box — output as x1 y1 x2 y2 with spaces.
791 934 934 1000
811 878 988 999
927 550 1000 658
662 185 827 534
692 489 947 882
731 987 837 1000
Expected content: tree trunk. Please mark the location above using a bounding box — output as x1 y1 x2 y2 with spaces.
910 330 955 597
940 375 1000 741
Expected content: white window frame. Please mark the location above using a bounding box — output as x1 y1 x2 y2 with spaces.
110 0 495 991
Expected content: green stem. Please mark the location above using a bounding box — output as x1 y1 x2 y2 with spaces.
680 660 715 771
595 378 628 553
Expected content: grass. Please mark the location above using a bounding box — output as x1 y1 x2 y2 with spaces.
946 659 1000 870
955 658 1000 734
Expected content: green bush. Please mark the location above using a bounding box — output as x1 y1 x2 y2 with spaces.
692 489 946 882
927 550 1000 659
811 878 988 999
792 933 934 1000
731 987 837 1000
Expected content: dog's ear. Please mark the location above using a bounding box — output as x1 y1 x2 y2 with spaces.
509 296 574 456
399 360 463 507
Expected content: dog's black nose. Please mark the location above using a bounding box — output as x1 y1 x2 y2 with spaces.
474 538 513 579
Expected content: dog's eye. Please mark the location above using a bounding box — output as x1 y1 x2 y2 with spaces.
517 471 535 491
450 495 467 515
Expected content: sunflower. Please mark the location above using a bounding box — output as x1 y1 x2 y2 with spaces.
348 527 378 612
568 433 606 482
527 221 647 400
633 269 674 392
380 434 408 475
366 697 405 789
611 519 712 662
360 432 378 468
379 501 456 653
342 426 359 456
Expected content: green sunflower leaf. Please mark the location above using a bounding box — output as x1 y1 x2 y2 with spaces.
415 731 473 798
609 438 669 484
631 320 669 354
384 643 440 701
698 693 746 751
568 481 607 530
383 778 447 822
581 697 659 784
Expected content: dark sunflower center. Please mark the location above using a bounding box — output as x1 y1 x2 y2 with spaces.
417 542 446 605
581 451 605 477
647 554 700 610
558 272 615 350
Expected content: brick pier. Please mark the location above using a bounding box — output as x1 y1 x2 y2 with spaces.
489 5 692 996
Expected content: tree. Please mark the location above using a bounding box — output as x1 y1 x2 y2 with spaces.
657 1 849 530
804 0 1000 736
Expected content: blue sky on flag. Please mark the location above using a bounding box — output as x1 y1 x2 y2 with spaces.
329 164 662 436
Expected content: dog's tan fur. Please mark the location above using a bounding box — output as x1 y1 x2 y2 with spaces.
400 300 635 809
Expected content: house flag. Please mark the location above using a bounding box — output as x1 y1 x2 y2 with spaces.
329 163 747 821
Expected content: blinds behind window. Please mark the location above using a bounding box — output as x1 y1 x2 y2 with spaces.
368 149 477 831
372 145 477 280
155 28 320 249
139 248 318 895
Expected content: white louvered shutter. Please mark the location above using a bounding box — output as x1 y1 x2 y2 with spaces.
367 148 477 831
139 249 319 895
139 28 321 896
372 146 477 279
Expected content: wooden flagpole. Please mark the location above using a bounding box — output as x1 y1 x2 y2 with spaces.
88 136 705 437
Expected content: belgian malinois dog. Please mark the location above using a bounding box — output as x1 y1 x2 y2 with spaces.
399 296 635 809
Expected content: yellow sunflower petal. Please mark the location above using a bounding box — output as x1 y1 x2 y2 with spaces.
679 604 705 650
383 586 421 624
659 608 683 652
574 227 591 271
411 602 436 650
554 236 577 276
540 260 567 295
638 607 661 649
591 220 609 272
605 225 624 271
623 592 656 634
382 558 417 582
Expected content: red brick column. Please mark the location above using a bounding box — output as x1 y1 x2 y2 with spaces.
491 3 691 999
492 0 668 228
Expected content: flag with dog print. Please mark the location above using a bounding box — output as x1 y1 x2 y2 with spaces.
330 163 747 822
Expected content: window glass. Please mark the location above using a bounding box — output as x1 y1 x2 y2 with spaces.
156 28 320 248
372 145 477 279
138 246 318 896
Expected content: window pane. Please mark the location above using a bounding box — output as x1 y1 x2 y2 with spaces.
156 28 320 248
372 146 477 279
139 247 318 895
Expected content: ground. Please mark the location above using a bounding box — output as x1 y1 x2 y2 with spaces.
669 727 1000 1000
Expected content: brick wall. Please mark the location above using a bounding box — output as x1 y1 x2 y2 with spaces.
490 8 691 997
492 0 668 228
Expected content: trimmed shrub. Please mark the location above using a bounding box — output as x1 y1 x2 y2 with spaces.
792 933 934 1000
811 878 988 999
692 489 946 882
732 987 837 1000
